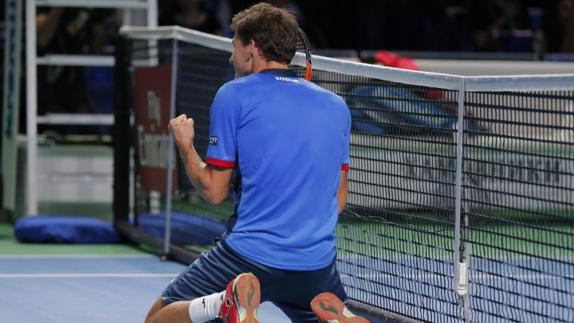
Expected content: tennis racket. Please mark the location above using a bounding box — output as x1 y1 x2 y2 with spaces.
289 28 313 81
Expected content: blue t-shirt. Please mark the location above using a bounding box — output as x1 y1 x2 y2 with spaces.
206 69 350 270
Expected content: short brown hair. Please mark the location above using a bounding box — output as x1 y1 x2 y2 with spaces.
231 3 299 64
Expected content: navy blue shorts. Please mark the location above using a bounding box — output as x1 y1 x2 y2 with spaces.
162 238 347 322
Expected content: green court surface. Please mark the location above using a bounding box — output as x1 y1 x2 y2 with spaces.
337 221 574 258
171 197 574 260
172 196 234 222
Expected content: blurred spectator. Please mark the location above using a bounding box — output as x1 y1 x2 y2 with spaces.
268 0 306 42
268 0 303 19
297 0 450 51
227 0 258 16
33 1 574 63
159 0 222 35
544 0 574 53
37 8 118 55
35 7 119 134
467 0 531 52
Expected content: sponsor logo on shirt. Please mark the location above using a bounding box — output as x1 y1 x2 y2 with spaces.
209 136 219 145
275 76 300 83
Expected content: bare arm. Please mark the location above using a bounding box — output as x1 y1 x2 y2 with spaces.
337 170 348 214
37 8 65 48
169 115 233 204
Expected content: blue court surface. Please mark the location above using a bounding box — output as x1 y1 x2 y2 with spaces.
338 256 574 322
0 255 291 323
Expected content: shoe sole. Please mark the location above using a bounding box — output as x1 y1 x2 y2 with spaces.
234 273 260 323
311 292 370 323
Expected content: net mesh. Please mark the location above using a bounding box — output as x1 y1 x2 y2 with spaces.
131 40 234 251
312 71 461 321
121 28 574 323
463 91 574 322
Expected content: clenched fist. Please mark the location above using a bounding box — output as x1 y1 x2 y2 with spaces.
169 114 195 153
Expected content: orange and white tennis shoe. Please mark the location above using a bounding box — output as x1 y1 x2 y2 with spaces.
311 292 370 323
218 273 261 323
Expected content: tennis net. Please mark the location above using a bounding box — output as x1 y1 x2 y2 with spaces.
116 26 574 322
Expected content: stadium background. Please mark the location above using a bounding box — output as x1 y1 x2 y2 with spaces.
1 1 573 323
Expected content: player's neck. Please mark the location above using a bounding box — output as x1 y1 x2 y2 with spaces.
252 59 288 73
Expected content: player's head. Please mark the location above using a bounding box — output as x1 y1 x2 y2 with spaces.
229 3 299 77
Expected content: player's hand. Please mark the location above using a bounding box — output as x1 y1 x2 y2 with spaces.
169 114 195 153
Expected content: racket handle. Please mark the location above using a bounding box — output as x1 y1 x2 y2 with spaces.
305 64 312 81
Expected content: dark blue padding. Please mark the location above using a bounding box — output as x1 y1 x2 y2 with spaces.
14 216 119 244
138 212 226 245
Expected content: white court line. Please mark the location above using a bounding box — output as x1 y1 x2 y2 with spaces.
0 254 157 259
0 273 179 279
337 255 574 262
343 273 574 281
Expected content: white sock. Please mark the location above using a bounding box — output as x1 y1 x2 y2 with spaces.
188 291 225 323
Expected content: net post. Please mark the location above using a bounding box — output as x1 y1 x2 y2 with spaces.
25 0 38 215
147 0 158 68
113 35 132 226
163 39 179 257
2 0 22 219
453 78 471 321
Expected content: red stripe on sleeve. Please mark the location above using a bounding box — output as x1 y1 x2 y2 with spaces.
342 163 349 171
206 158 236 168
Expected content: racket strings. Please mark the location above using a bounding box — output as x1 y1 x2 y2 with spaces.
290 28 312 81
